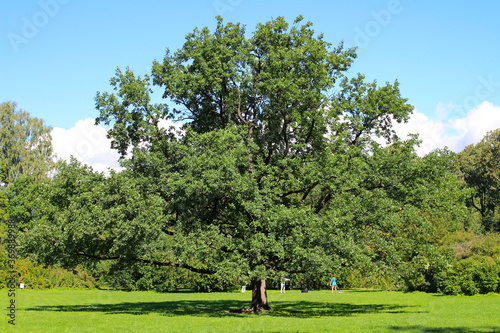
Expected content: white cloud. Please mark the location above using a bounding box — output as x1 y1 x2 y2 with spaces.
393 101 500 156
51 119 122 174
158 118 183 131
54 103 499 171
451 101 500 149
51 118 184 174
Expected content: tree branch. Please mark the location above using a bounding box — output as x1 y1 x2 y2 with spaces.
262 259 304 274
71 252 216 275
304 118 315 145
314 191 333 214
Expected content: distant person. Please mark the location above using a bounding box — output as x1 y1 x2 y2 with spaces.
281 275 290 293
330 274 338 293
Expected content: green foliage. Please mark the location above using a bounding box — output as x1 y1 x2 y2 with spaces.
437 256 499 295
19 159 166 266
149 16 358 143
92 17 425 294
4 175 51 232
453 128 500 232
15 16 482 302
399 245 455 293
0 101 54 185
0 259 97 290
330 269 396 290
444 232 500 261
98 260 237 292
412 232 500 295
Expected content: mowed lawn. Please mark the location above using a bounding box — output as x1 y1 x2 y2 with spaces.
1 288 499 332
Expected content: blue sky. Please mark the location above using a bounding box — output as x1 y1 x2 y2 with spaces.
2 0 500 171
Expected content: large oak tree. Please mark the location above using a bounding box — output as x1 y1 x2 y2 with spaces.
93 16 414 311
21 16 459 311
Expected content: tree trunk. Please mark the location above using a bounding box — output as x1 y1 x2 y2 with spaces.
248 279 270 312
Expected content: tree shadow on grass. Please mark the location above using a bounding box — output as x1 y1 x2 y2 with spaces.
267 301 421 318
25 300 418 318
388 326 500 333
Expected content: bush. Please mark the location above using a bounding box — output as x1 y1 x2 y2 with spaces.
438 256 499 295
0 259 97 290
397 245 455 293
443 232 500 261
337 268 396 290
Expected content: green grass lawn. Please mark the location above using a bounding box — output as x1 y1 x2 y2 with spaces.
1 288 499 332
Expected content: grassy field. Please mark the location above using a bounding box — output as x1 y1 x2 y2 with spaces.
1 288 499 332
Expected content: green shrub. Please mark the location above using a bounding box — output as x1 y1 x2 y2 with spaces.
438 256 499 295
0 259 97 290
398 245 455 293
444 232 500 261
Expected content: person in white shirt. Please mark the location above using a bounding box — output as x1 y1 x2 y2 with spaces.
281 275 290 293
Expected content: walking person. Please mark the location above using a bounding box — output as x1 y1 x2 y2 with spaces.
281 275 290 293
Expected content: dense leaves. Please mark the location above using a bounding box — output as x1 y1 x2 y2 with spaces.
454 128 500 231
20 160 165 267
10 16 498 302
0 101 54 184
93 16 449 306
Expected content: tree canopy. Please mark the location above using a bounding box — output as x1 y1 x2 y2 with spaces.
0 101 54 185
453 128 500 232
94 16 416 310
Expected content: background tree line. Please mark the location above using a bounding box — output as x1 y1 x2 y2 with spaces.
1 17 499 307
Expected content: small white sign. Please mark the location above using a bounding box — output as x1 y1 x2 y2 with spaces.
241 286 246 293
